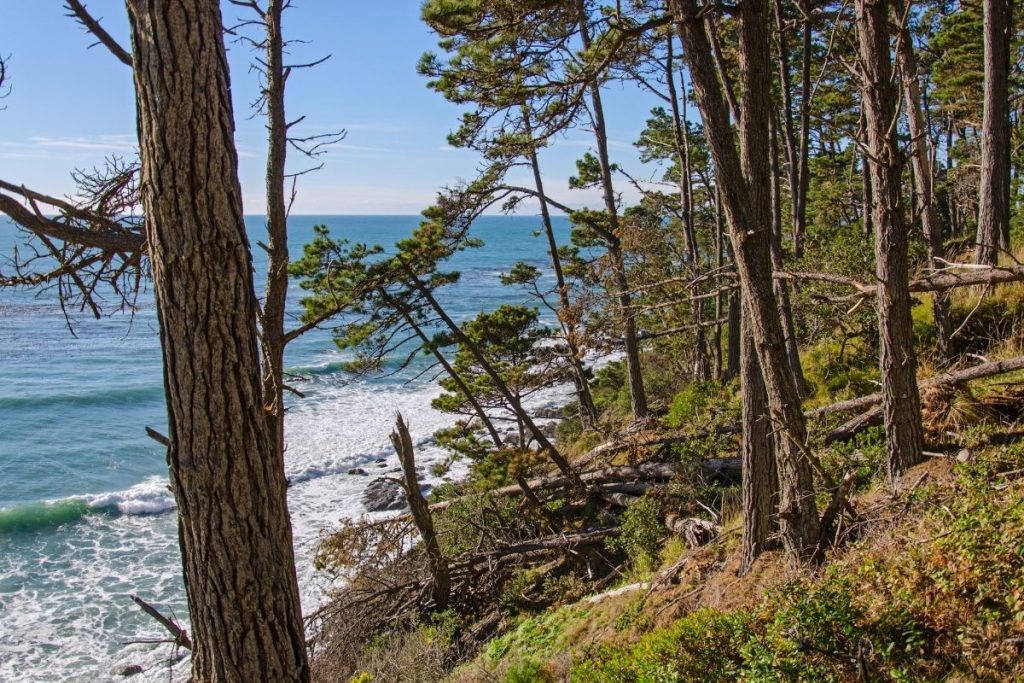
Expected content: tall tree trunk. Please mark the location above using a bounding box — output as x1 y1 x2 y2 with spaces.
946 119 961 237
261 0 289 465
672 0 820 563
770 111 809 396
739 303 778 574
861 144 875 238
893 0 954 361
576 0 648 420
666 34 711 381
713 187 726 379
794 0 813 258
125 1 309 680
773 0 800 228
666 35 700 263
725 289 742 382
854 0 925 481
977 0 1014 264
524 111 598 427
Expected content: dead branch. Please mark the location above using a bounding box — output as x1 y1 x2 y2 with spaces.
427 459 741 515
666 514 719 548
814 470 858 560
817 356 1024 443
64 0 133 67
391 413 449 610
0 186 143 253
775 264 1024 298
130 595 191 650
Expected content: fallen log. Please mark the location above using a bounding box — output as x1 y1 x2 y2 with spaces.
820 356 1024 443
775 265 1024 298
576 427 740 469
427 459 741 514
585 582 650 604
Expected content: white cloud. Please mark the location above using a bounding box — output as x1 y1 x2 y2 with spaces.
243 183 438 215
27 134 137 152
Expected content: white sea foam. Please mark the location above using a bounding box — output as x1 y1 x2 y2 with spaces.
81 476 177 516
0 355 597 682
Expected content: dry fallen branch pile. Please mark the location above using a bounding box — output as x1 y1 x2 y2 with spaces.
307 417 738 678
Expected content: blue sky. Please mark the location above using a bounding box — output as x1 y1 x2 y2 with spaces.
0 1 665 214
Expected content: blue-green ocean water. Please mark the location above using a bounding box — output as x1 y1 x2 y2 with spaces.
0 215 572 681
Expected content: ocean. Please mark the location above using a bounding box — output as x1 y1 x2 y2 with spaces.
0 214 576 681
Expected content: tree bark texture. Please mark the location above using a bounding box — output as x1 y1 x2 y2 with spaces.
770 112 809 397
977 0 1014 264
854 0 925 480
125 1 309 680
672 0 820 562
893 0 954 361
739 304 778 574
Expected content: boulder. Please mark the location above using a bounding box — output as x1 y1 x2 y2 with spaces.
362 477 407 512
115 665 144 677
347 468 368 476
534 405 564 419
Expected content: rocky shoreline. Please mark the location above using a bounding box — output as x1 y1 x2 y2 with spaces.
360 402 566 513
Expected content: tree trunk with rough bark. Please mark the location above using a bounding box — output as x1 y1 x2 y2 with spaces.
861 144 875 237
739 304 778 574
977 0 1014 264
261 0 290 466
770 112 809 397
854 0 925 480
893 0 954 361
125 1 309 680
672 0 820 563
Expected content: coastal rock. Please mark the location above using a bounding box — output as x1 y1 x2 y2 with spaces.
362 477 407 512
115 664 144 677
347 468 368 476
534 405 564 419
541 422 557 438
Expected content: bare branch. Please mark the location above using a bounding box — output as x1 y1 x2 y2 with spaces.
63 0 133 67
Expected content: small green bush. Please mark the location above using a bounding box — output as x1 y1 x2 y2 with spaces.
607 495 664 572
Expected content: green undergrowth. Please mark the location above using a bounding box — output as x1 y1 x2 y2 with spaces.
476 444 1024 682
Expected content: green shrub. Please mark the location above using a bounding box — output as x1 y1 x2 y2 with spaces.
665 380 736 431
607 495 664 572
591 361 631 417
504 659 553 683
